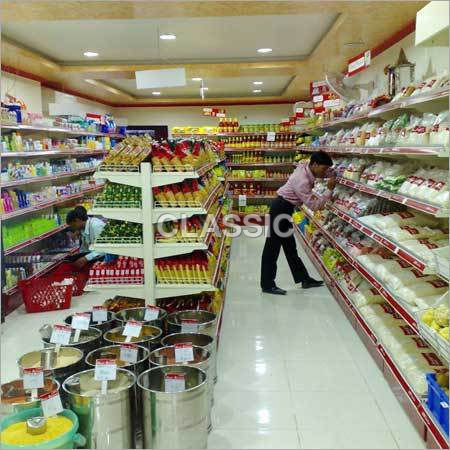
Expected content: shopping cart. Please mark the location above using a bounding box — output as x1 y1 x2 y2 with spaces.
18 273 74 313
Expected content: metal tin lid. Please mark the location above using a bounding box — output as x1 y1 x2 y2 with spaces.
150 345 210 366
85 345 150 368
1 378 59 405
113 307 167 323
167 310 216 326
26 417 47 435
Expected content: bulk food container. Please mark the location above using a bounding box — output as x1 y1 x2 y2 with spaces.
63 368 136 449
104 325 162 352
85 344 150 440
0 378 59 419
40 325 102 356
113 306 167 332
149 345 213 431
166 310 217 338
17 347 84 388
0 407 85 449
64 311 115 334
161 332 217 383
138 366 208 449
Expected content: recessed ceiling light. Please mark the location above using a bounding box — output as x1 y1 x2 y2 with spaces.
344 41 365 47
253 81 263 85
202 87 209 91
83 51 98 57
160 33 176 40
152 91 161 95
192 77 202 81
253 89 262 93
257 48 272 54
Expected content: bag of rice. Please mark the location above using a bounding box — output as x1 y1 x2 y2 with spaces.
397 280 448 305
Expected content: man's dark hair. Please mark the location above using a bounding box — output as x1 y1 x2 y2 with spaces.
309 151 333 167
66 205 89 224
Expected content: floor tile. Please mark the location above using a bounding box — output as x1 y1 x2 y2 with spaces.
390 427 426 449
285 359 369 392
212 390 297 429
208 429 301 449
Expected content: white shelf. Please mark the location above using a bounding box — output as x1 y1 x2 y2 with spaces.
94 170 142 188
154 241 208 258
89 243 144 258
89 207 143 223
84 283 145 297
155 283 217 299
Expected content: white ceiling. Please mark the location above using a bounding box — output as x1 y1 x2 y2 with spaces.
107 75 294 98
2 14 338 63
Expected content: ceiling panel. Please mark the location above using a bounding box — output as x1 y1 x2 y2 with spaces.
2 13 338 63
106 75 294 98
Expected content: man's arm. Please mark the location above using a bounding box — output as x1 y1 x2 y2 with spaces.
292 178 334 211
84 219 106 262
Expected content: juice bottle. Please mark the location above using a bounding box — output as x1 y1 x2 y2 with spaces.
172 185 186 206
182 182 195 204
233 118 239 132
163 186 177 206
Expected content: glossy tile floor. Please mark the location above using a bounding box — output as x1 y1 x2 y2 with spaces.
1 232 426 449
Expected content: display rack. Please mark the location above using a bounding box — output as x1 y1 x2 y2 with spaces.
86 161 230 305
1 123 125 138
294 224 449 449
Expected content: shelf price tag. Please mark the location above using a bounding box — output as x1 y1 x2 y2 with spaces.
238 195 247 207
123 320 142 343
266 131 276 142
92 306 108 323
174 343 194 363
144 306 159 321
23 368 44 400
40 391 63 417
181 319 199 333
95 359 117 381
71 312 90 343
50 324 71 346
164 373 186 393
120 343 139 364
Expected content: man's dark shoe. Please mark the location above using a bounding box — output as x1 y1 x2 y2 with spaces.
262 286 287 295
302 278 324 289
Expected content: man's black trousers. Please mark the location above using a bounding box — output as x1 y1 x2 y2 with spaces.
260 196 309 290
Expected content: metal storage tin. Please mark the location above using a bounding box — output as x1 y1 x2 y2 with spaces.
41 326 102 356
0 378 59 418
64 311 115 334
161 332 217 383
166 310 217 337
63 368 136 449
18 347 84 387
85 344 150 439
149 345 213 431
103 325 162 352
113 306 167 332
138 366 208 449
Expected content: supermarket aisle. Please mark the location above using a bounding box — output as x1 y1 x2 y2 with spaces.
209 231 425 449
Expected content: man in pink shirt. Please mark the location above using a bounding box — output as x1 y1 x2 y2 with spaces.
260 151 336 295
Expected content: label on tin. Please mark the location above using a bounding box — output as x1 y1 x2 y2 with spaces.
120 343 139 364
94 359 117 381
92 306 108 323
71 312 91 330
164 373 186 392
181 319 199 333
144 306 159 321
174 343 194 362
23 368 44 390
40 391 63 417
50 324 71 345
123 320 143 338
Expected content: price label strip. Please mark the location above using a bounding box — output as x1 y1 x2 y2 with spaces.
181 319 199 333
120 343 139 364
95 359 117 394
92 306 108 324
71 312 91 342
122 320 143 343
40 391 63 417
164 373 186 393
174 343 194 363
50 324 72 349
266 131 276 142
144 306 159 321
23 368 44 399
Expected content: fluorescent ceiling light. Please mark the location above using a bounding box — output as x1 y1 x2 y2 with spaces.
192 77 202 81
202 87 209 91
257 48 272 54
253 89 262 93
83 51 98 57
253 81 263 85
160 33 176 40
152 91 161 95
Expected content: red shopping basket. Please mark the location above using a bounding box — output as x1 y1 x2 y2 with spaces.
18 273 74 313
53 263 90 296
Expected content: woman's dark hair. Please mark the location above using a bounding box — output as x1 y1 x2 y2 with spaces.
310 151 333 167
66 205 88 224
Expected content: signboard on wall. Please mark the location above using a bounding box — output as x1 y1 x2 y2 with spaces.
203 107 226 117
348 50 371 76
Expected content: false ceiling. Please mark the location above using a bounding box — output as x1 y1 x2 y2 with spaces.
1 1 426 106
